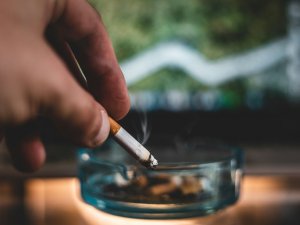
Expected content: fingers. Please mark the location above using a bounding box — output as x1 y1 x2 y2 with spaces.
4 39 111 171
30 41 110 148
0 0 130 173
11 40 109 147
52 0 130 120
5 123 46 172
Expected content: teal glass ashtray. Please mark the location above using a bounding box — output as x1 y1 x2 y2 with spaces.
78 139 243 219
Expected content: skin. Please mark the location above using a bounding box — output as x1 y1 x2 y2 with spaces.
0 0 130 172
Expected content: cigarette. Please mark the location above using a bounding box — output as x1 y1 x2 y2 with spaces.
61 43 157 168
109 117 158 169
148 182 177 196
147 175 179 196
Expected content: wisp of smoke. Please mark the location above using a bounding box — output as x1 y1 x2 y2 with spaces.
135 111 151 145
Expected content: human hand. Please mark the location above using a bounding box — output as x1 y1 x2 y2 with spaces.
0 0 130 172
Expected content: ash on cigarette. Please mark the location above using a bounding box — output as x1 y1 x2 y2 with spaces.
101 173 210 204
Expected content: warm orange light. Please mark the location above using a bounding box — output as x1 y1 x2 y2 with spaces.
24 176 300 225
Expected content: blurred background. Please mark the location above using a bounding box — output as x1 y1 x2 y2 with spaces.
98 0 299 112
0 0 299 224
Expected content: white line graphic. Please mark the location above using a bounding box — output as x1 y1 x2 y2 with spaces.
120 38 287 86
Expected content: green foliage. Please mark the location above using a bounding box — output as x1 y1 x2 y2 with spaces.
89 0 286 60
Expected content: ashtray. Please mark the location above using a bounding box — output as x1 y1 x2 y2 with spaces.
78 139 243 219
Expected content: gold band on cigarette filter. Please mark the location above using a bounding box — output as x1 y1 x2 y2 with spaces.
109 117 121 135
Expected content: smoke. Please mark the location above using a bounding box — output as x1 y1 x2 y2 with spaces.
174 115 201 154
135 111 151 145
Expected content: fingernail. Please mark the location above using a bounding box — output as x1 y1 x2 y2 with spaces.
93 110 110 146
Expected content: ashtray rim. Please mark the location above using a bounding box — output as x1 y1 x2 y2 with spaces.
78 144 243 171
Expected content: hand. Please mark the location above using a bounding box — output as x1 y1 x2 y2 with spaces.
0 0 130 172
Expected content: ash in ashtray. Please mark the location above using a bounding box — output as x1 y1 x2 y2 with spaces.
101 173 209 203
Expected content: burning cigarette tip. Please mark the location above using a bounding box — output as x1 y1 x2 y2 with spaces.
141 154 158 169
150 155 158 168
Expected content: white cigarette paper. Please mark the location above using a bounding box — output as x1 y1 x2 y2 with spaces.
109 118 158 168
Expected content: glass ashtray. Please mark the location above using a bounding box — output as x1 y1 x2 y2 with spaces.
78 139 243 219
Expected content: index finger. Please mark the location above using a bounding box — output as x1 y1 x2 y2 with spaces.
51 0 130 120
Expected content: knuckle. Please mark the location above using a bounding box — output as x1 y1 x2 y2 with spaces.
0 101 33 125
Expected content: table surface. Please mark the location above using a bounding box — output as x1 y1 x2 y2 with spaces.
0 176 299 225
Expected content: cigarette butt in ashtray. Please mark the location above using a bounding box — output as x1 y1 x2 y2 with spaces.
180 176 203 195
109 117 158 169
147 175 203 196
148 182 178 196
147 175 182 196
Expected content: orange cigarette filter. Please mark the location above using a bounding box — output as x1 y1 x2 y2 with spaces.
108 117 121 135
